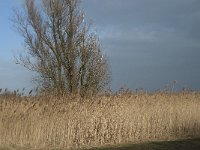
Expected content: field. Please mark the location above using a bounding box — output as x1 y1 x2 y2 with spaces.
0 91 200 149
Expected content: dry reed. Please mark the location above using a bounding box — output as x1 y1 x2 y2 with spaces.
0 92 200 149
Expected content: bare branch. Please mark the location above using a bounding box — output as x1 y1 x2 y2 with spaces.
12 0 111 97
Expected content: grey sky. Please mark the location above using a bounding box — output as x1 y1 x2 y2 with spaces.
82 0 200 91
0 0 200 92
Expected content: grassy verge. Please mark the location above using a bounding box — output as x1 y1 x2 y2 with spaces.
1 138 200 150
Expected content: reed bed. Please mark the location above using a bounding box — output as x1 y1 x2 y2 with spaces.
0 92 200 149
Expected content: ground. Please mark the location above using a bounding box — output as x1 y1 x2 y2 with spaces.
88 138 200 150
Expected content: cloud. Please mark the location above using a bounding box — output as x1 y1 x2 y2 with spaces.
82 0 200 91
1 0 200 91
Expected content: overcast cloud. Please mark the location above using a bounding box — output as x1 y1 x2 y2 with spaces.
82 0 200 91
0 0 200 92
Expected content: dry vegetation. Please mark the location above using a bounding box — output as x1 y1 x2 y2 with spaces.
0 91 200 149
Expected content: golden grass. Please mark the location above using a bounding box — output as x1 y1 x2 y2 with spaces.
0 92 200 149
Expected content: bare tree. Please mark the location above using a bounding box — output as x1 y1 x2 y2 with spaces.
12 0 111 96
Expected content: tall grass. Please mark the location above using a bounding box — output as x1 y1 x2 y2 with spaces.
0 92 200 149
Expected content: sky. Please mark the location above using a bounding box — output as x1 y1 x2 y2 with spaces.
0 0 200 92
